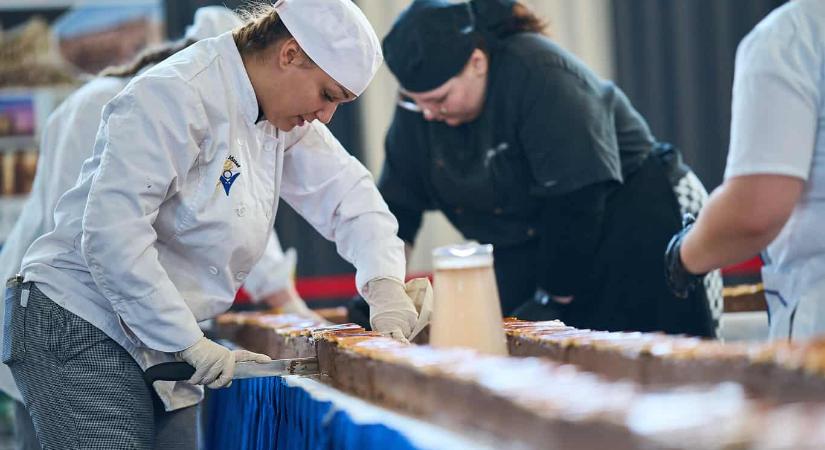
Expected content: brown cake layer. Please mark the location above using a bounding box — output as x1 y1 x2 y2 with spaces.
317 331 654 450
214 312 358 358
503 319 825 403
316 328 825 450
218 313 825 404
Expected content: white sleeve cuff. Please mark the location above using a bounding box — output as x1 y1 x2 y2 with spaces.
354 235 406 296
724 163 809 182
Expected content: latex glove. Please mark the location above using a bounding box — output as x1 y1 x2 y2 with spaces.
178 337 271 389
664 214 707 299
363 277 418 343
405 278 433 341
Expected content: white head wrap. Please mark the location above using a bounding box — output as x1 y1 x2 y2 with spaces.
184 6 243 41
273 0 383 96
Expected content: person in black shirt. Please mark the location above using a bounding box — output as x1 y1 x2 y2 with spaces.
376 0 720 337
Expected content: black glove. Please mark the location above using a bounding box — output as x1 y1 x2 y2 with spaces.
664 214 707 299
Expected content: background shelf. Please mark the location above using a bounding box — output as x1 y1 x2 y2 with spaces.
0 195 28 246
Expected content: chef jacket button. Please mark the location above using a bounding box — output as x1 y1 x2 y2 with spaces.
265 209 272 219
235 272 248 282
493 207 503 215
265 144 275 152
526 227 536 237
454 207 463 215
209 266 219 275
236 205 246 217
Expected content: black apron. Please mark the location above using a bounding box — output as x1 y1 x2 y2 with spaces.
513 149 714 337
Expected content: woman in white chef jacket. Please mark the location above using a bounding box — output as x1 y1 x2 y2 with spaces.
3 0 418 448
665 0 825 341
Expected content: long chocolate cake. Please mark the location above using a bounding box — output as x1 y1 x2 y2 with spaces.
215 312 825 449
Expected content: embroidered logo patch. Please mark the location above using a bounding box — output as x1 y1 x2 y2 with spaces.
218 155 241 196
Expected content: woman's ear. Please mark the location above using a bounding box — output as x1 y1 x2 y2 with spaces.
469 49 489 77
278 38 302 68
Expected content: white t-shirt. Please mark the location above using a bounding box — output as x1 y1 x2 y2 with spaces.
724 0 823 183
725 0 825 339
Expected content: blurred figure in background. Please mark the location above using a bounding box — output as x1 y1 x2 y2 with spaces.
666 0 825 342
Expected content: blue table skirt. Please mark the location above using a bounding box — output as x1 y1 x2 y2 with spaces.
206 377 420 450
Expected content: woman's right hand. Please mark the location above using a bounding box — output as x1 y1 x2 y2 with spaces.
177 337 271 388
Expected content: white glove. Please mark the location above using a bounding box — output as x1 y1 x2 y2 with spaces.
363 277 418 343
405 278 433 341
178 337 271 389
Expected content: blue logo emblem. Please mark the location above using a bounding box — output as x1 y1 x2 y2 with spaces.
218 155 241 196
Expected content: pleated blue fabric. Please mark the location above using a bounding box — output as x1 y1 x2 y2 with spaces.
206 377 419 450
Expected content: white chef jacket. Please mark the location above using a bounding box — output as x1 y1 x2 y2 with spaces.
20 31 405 410
724 0 825 340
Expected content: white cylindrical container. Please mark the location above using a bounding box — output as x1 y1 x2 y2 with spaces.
430 243 507 355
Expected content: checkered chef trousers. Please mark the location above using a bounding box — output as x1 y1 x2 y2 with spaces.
3 279 198 450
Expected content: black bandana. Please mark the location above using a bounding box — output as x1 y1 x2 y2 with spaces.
382 0 515 93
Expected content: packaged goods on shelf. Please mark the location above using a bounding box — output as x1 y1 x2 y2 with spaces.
0 149 38 196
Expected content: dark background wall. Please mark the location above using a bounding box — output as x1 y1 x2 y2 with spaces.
611 0 787 189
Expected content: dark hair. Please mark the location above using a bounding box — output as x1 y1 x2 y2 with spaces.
506 2 548 36
99 38 195 77
472 1 548 56
480 1 548 39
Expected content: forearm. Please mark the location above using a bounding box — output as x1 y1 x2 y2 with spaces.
680 175 803 273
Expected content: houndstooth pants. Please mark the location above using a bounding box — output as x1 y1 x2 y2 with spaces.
3 281 199 450
673 171 725 335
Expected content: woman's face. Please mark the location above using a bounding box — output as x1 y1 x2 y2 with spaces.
403 49 488 127
248 38 355 131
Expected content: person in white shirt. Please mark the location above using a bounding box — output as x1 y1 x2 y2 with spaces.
665 0 825 341
2 1 418 448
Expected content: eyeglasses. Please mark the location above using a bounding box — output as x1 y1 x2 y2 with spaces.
396 93 422 113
